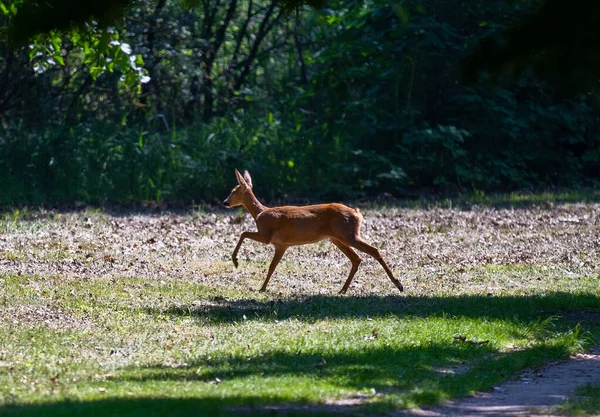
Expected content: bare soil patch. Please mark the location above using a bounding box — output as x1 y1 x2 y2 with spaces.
407 345 600 417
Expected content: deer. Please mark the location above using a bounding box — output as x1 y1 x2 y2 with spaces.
222 169 404 294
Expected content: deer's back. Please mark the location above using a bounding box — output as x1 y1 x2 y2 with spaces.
256 203 362 245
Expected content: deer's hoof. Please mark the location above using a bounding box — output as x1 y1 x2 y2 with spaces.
232 258 238 268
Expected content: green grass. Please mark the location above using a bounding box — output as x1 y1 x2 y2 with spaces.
553 383 600 416
0 210 43 234
0 272 599 417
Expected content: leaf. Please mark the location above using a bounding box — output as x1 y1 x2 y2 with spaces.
120 43 132 55
90 66 103 80
53 53 65 66
50 34 61 53
71 31 81 45
393 5 410 24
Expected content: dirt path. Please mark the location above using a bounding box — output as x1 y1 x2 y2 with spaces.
408 345 600 417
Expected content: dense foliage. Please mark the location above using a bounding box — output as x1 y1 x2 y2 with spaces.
0 0 599 205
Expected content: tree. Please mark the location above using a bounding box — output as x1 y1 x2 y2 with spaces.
461 0 600 93
2 0 323 41
4 0 599 92
1 0 149 90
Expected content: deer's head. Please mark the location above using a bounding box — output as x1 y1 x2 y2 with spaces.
223 169 253 208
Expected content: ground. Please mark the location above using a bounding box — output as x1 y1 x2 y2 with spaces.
0 199 599 416
409 344 600 416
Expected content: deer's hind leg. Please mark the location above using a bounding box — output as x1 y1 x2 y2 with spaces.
345 236 404 292
330 238 362 294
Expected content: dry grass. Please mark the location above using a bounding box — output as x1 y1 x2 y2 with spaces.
1 203 598 296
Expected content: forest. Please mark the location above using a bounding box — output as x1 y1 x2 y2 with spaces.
1 0 599 205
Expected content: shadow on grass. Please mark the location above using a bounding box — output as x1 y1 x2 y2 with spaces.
0 338 576 417
145 292 600 325
3 293 597 417
0 342 577 417
378 187 600 210
4 292 599 417
77 187 600 213
0 397 340 417
84 292 592 415
2 187 599 216
112 342 571 397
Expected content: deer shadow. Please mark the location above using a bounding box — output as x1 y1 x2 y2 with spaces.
145 292 600 326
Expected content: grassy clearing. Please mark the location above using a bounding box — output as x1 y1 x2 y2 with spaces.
0 201 599 416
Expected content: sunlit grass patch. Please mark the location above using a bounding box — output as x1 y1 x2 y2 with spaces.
483 264 538 273
0 208 57 234
1 269 599 416
1 252 25 261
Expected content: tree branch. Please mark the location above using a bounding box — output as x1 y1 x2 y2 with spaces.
233 1 283 91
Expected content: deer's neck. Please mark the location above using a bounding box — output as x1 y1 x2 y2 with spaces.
243 191 267 220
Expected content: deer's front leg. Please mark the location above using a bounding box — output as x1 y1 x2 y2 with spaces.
232 231 271 268
260 245 288 292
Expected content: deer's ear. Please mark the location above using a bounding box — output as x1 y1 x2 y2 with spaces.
243 170 253 188
235 169 249 188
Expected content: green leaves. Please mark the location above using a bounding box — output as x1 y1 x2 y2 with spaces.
0 1 15 15
1 0 600 203
4 0 134 42
28 32 65 73
4 0 148 90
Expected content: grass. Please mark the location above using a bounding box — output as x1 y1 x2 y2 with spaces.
1 278 598 417
368 187 600 211
552 383 600 416
0 201 599 416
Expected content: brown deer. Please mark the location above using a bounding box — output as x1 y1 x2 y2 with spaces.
223 169 404 294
